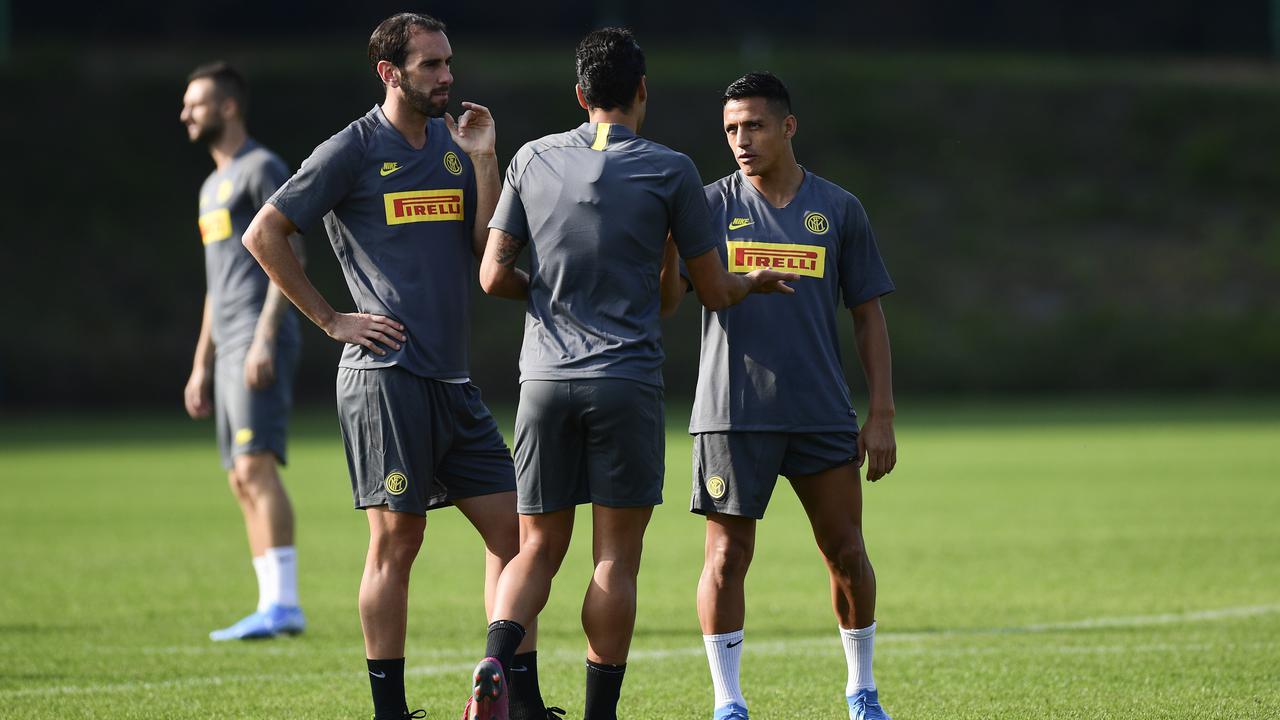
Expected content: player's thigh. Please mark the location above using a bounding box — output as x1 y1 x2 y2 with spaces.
691 432 787 520
513 380 588 514
336 367 440 516
580 379 664 508
785 433 865 535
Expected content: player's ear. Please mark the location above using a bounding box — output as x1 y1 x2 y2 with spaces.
377 60 399 88
636 76 647 105
575 84 589 111
783 114 797 140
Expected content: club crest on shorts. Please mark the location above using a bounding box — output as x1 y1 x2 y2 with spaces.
234 427 254 446
384 471 408 496
706 475 727 500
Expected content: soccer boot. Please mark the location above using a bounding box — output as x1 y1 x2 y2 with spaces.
373 711 427 720
209 610 275 641
463 657 508 720
847 688 892 720
264 603 306 635
713 702 750 719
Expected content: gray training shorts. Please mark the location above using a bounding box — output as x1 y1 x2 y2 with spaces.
690 431 859 519
337 367 516 515
513 378 665 514
214 341 299 469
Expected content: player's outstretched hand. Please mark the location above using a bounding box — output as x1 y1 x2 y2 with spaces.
857 415 897 482
445 102 496 158
184 368 212 419
745 268 800 295
325 312 407 356
244 339 277 391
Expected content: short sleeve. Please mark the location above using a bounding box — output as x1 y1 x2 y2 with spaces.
489 152 529 240
668 155 720 260
268 130 364 235
838 197 895 308
248 155 290 208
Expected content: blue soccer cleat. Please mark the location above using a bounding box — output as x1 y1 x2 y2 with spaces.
713 702 750 719
209 604 305 641
848 688 891 719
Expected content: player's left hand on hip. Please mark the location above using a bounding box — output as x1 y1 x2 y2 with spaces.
446 102 496 157
244 341 276 390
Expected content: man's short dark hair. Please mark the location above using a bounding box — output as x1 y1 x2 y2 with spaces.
575 27 646 111
722 71 792 116
187 61 249 114
368 12 447 71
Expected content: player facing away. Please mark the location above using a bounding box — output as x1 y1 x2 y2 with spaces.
240 14 553 720
466 28 797 720
180 61 306 641
680 72 899 720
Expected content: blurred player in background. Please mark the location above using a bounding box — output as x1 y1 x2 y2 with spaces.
678 72 899 720
181 61 306 642
467 28 796 720
241 13 552 720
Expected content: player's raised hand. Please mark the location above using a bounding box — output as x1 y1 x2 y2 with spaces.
184 368 213 419
243 339 277 390
324 312 407 356
445 102 496 158
858 414 897 482
745 268 800 295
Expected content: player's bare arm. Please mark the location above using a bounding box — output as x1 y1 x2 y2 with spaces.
658 235 686 318
852 296 897 481
244 234 305 390
684 247 798 310
479 228 530 300
184 294 216 419
445 102 500 257
243 204 407 355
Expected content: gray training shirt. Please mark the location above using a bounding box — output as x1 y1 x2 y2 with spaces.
490 122 719 388
269 106 479 379
198 139 300 354
689 170 894 433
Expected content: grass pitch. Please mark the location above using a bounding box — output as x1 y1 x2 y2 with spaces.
1 398 1277 719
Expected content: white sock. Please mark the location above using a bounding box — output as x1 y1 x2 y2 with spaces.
252 555 272 612
839 622 876 695
265 546 298 608
703 629 747 709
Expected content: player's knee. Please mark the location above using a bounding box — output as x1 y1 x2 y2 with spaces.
819 532 868 582
369 520 424 568
707 533 754 580
520 531 572 570
232 453 280 494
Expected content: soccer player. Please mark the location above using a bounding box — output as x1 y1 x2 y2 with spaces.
467 28 797 720
180 61 306 641
682 72 899 720
240 14 551 720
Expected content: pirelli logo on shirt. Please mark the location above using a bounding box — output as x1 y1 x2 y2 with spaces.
199 208 233 245
727 241 826 278
383 189 465 225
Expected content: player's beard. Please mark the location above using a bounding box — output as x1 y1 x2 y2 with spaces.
400 74 448 118
192 117 225 146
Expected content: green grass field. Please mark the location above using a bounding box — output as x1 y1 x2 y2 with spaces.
1 398 1277 719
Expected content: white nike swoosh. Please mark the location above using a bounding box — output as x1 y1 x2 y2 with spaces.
508 665 528 672
369 671 386 678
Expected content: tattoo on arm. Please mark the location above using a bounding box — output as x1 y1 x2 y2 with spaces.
494 233 528 267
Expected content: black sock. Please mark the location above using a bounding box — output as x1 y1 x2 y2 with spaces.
366 657 407 720
484 619 527 673
584 659 626 720
508 651 546 720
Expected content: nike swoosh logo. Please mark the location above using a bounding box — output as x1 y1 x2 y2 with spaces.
509 665 528 672
726 639 743 648
369 670 386 678
728 218 754 231
380 162 402 177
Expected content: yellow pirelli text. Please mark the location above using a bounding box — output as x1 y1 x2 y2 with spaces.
199 208 233 245
383 189 465 225
727 241 826 278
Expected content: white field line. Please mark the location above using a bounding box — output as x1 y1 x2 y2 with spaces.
2 603 1277 700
